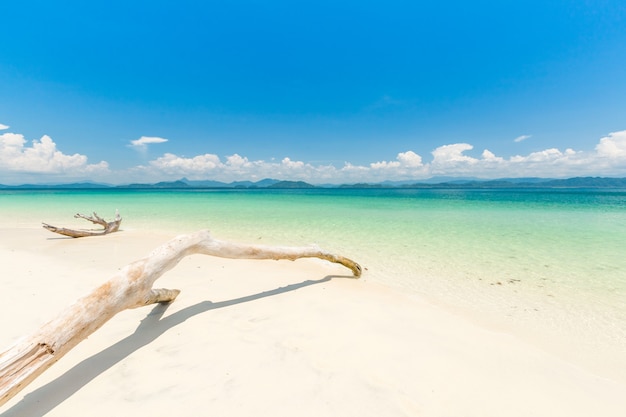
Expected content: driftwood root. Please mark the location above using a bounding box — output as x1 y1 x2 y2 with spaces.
43 210 122 238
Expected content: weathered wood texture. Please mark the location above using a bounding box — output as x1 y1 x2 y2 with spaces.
0 230 361 407
43 211 122 238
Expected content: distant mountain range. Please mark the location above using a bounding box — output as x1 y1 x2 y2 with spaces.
2 177 626 190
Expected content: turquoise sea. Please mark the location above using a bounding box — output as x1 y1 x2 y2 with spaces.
1 187 625 362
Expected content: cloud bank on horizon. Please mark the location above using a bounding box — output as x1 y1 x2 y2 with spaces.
1 127 626 184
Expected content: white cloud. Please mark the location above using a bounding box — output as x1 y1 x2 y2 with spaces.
0 132 109 178
429 143 479 175
129 136 168 150
370 151 423 169
514 134 532 142
481 149 502 161
367 151 427 181
431 143 475 163
226 154 251 167
0 123 9 130
397 151 423 167
370 159 400 169
595 130 626 158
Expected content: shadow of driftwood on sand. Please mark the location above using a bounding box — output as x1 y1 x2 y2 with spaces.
1 275 344 417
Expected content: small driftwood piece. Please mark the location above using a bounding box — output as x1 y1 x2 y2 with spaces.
0 230 361 407
42 211 122 238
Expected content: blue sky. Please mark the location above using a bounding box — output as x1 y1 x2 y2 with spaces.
1 0 626 184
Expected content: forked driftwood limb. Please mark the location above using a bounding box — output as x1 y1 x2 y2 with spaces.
42 211 122 238
0 230 361 407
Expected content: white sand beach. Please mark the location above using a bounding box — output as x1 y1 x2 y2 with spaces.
1 226 626 417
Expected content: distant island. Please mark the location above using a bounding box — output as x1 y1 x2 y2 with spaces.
2 176 626 190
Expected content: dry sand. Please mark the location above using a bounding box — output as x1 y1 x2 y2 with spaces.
1 226 625 416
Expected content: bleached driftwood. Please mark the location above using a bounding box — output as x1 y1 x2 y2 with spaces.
42 211 122 238
0 230 361 407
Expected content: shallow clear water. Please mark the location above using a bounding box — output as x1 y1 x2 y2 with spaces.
2 187 625 356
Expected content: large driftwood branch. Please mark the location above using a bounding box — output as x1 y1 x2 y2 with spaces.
42 210 122 238
0 230 361 407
